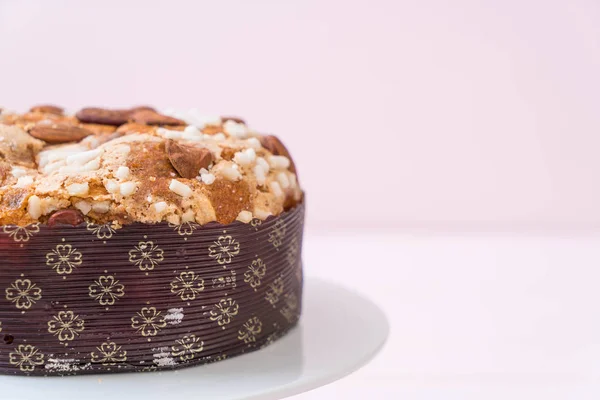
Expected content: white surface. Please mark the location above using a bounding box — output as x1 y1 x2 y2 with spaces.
292 232 600 399
2 0 600 229
0 278 388 400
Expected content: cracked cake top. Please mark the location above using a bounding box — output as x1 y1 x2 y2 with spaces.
0 105 302 227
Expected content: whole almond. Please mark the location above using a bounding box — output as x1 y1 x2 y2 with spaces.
30 104 64 115
79 123 117 135
47 209 84 227
29 123 94 144
260 135 296 172
76 107 131 125
166 140 213 179
130 110 185 126
130 105 157 113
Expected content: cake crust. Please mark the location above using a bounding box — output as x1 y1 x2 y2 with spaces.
0 106 301 226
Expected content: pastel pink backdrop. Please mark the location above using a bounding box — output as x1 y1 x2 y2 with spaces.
1 0 599 231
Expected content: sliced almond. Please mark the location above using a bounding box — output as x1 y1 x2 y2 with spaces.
30 104 64 115
130 110 185 126
76 107 131 125
29 123 94 144
47 209 84 227
166 139 213 179
260 135 296 173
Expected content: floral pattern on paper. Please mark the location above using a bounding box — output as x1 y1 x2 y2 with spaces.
0 203 304 374
238 316 263 344
3 223 40 242
129 241 164 271
9 344 44 372
286 236 300 267
91 342 127 366
250 218 262 231
88 275 125 306
86 223 117 240
205 354 228 364
280 292 300 323
171 335 204 362
212 270 237 289
5 278 42 310
47 310 85 342
268 220 286 249
170 271 204 301
169 221 200 236
244 258 266 290
46 244 82 275
131 307 166 337
208 235 240 266
265 277 285 306
209 298 239 327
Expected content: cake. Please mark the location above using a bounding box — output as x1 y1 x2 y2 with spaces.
0 105 304 375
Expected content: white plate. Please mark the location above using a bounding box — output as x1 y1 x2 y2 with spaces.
0 278 389 400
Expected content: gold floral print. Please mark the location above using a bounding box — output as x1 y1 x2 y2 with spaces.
86 223 117 240
208 235 240 266
280 292 300 323
129 241 164 271
170 271 204 301
238 316 263 344
3 223 39 242
9 344 44 372
168 221 200 236
285 236 300 267
208 354 228 363
91 342 127 366
212 270 237 289
209 298 239 327
131 307 166 337
250 218 262 231
86 223 117 239
47 310 85 342
5 278 42 310
46 244 83 275
88 275 125 306
244 258 266 290
268 220 286 249
265 277 284 306
171 334 204 361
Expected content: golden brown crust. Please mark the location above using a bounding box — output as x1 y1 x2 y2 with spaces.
127 141 184 208
206 178 254 224
0 106 302 226
0 188 29 225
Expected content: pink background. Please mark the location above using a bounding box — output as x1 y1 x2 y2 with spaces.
1 0 599 231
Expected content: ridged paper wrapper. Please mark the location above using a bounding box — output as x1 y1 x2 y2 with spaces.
0 203 304 376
